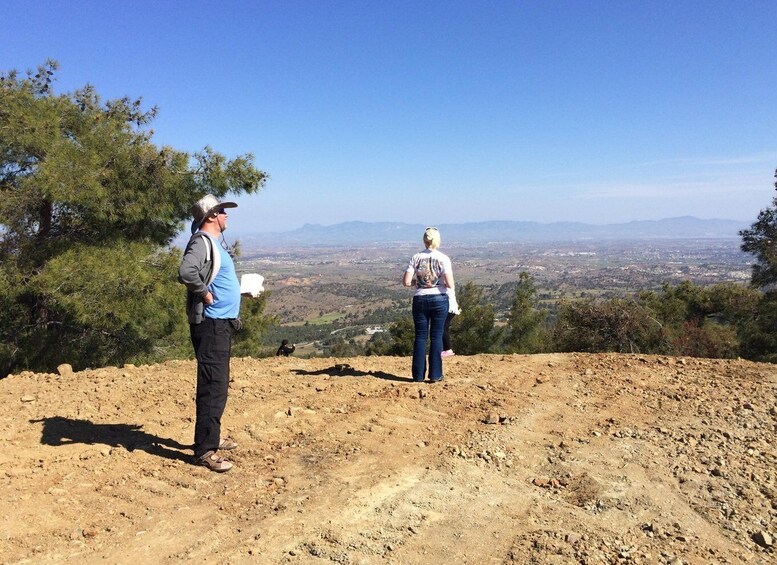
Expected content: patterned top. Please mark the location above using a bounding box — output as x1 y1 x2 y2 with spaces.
406 249 452 296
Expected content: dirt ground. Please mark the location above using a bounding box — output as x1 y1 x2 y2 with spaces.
1 353 775 564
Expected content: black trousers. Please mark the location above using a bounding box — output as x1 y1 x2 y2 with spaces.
190 318 233 458
442 312 455 351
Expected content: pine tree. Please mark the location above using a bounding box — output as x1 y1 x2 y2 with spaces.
503 272 547 353
0 62 268 376
740 168 777 289
450 282 500 354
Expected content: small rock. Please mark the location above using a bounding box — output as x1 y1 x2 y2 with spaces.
566 532 580 544
82 529 97 538
484 412 500 424
21 395 36 403
532 477 550 487
57 363 73 376
752 530 773 548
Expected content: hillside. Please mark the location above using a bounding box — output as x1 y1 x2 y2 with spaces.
1 353 775 564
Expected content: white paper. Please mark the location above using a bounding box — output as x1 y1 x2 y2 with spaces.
240 273 265 297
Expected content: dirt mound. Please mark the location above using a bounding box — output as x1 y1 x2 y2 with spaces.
1 353 775 564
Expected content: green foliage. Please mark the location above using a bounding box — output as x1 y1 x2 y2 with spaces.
386 316 415 356
637 281 761 358
740 169 777 289
363 316 414 356
232 292 278 358
0 61 268 376
737 291 777 362
550 281 763 359
450 282 500 354
323 336 364 357
22 242 189 369
502 272 548 353
364 330 394 356
553 298 662 354
668 320 739 359
637 281 703 325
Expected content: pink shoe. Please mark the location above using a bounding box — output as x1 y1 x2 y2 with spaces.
441 350 455 358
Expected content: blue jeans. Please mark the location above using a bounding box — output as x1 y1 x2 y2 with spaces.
411 293 449 382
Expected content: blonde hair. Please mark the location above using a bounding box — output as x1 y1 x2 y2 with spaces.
423 227 441 249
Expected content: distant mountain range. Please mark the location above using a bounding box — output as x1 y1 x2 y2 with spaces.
234 217 749 246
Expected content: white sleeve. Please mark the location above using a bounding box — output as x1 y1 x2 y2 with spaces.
447 287 461 314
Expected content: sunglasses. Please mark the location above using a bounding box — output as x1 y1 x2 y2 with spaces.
214 208 228 216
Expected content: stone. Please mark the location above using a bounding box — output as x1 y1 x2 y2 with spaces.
752 530 773 548
484 412 500 424
57 363 73 376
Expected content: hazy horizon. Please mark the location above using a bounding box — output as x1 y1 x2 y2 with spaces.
226 214 749 236
170 216 751 248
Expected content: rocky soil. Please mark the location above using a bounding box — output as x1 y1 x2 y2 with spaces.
1 353 775 564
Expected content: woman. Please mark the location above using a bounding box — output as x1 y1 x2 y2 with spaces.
403 227 455 383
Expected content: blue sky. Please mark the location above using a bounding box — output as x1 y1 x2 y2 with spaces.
2 1 776 234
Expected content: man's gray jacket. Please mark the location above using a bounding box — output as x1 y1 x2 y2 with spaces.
178 233 221 324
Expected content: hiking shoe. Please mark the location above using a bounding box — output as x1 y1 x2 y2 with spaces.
218 437 238 451
441 350 455 358
196 451 233 473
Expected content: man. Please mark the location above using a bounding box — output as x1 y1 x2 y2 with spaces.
276 339 296 357
179 194 242 472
